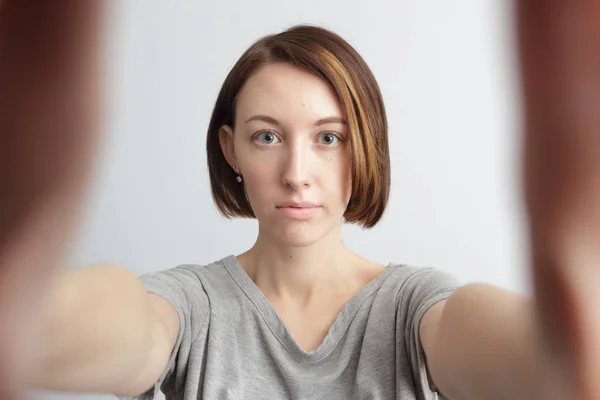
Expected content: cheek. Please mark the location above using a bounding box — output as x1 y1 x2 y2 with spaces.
324 154 352 205
340 155 352 198
344 169 352 200
238 168 275 209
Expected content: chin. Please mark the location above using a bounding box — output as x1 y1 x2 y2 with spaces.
270 221 335 248
277 235 320 248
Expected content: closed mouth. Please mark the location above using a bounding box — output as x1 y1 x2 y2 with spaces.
276 202 319 209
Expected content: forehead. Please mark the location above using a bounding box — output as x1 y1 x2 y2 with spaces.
235 63 343 122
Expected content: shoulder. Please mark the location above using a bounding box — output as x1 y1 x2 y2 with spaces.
386 262 461 290
384 262 461 314
140 255 236 286
136 255 241 310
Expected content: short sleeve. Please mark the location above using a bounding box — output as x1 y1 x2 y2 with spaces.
397 267 461 400
118 265 209 400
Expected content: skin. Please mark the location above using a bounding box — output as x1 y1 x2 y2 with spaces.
0 1 599 399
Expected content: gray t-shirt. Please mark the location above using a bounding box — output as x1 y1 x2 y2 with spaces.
121 255 460 400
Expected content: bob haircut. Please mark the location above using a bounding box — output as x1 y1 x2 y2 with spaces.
206 25 390 228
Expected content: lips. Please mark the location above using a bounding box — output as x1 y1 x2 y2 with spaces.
276 202 321 219
276 201 319 209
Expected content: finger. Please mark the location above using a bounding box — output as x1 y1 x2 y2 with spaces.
518 0 600 229
0 0 105 213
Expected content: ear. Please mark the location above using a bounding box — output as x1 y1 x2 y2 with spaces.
218 125 237 170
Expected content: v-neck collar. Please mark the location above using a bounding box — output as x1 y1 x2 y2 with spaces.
220 254 395 363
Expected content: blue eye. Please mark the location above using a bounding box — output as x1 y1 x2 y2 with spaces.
319 132 341 145
256 131 280 145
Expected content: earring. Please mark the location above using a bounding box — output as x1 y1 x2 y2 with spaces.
234 166 243 183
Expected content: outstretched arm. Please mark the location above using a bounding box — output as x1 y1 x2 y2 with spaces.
0 2 105 398
518 0 600 397
419 1 600 399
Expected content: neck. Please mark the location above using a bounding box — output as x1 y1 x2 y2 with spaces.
238 225 360 302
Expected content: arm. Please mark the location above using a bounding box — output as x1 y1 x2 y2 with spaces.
0 2 105 397
20 265 180 397
421 0 600 398
420 285 543 400
517 0 600 397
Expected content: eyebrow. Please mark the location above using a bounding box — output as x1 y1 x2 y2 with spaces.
244 115 346 126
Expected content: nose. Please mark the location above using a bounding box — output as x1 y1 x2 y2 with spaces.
282 139 310 189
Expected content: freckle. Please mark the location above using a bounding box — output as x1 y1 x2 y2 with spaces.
289 255 293 259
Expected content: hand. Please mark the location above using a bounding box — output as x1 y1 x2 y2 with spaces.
0 1 105 398
517 0 600 398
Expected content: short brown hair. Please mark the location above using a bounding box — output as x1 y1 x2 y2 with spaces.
206 25 390 228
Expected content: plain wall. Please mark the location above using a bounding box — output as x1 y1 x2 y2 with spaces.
32 0 529 399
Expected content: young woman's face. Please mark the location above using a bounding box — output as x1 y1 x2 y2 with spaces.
220 62 352 247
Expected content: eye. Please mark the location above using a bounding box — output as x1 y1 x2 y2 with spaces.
318 132 341 146
256 131 280 145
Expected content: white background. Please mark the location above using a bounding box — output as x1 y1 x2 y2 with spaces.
33 1 529 399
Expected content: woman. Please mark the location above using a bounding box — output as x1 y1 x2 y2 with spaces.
1 2 599 400
125 25 462 400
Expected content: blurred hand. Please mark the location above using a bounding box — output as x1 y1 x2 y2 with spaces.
517 0 600 398
0 1 105 398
